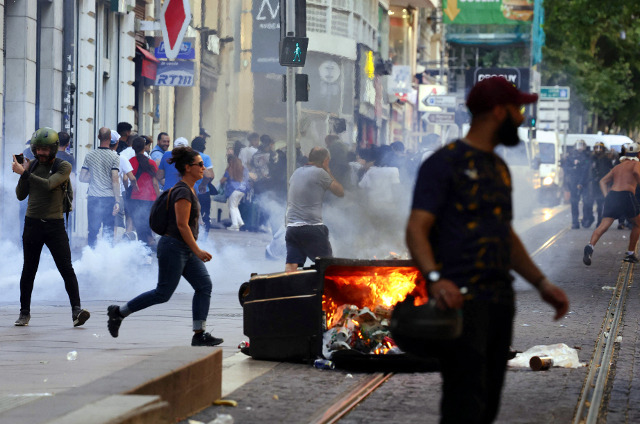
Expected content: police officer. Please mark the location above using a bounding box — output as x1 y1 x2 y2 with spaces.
11 127 90 327
584 141 613 228
561 139 592 228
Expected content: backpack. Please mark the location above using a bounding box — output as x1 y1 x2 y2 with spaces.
149 187 174 235
30 158 74 222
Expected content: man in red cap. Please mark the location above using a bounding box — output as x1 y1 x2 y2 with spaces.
406 77 569 423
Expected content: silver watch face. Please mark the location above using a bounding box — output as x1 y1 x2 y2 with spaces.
428 271 440 282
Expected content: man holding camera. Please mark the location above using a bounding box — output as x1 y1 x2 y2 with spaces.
11 127 90 327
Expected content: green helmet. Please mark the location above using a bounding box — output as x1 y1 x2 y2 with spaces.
30 127 59 160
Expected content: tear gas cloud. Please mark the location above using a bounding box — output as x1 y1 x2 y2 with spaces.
0 231 282 306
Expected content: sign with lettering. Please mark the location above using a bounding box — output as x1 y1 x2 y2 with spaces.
252 0 281 73
154 61 194 86
443 0 534 25
155 39 195 60
465 67 530 95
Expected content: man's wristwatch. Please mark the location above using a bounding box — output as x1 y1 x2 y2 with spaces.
427 270 441 284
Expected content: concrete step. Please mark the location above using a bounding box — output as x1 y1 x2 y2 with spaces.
0 346 222 424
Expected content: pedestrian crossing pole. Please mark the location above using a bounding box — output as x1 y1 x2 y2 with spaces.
280 0 307 188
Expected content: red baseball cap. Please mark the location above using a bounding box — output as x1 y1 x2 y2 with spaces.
466 76 538 115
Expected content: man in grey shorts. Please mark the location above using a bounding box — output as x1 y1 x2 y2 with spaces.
285 147 344 272
584 143 640 265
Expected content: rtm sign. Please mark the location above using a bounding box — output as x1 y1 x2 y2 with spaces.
154 61 194 86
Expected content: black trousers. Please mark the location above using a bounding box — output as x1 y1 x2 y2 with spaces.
20 217 81 313
569 185 590 225
198 192 211 232
437 300 515 424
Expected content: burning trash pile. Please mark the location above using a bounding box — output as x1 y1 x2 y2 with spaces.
322 304 401 358
321 266 426 359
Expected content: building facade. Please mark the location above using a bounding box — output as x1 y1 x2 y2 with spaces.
0 0 442 243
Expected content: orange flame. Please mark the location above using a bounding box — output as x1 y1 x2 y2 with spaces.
322 266 426 328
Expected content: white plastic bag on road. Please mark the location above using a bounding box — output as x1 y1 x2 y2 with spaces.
508 343 585 369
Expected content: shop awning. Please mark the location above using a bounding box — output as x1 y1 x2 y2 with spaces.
136 46 159 80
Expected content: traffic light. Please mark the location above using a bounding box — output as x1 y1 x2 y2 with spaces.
526 115 536 128
282 73 309 102
279 37 308 67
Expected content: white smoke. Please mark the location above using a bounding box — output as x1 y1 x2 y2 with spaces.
0 232 283 306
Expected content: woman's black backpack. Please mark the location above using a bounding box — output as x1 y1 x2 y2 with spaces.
149 187 174 235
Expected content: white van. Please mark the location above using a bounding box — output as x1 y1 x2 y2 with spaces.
533 130 563 205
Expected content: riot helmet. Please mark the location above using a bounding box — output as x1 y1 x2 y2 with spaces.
594 141 605 154
626 142 640 155
30 127 59 161
575 139 587 152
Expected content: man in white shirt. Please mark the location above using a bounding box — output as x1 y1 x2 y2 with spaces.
238 132 260 171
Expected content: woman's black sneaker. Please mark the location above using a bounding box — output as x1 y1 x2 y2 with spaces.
107 305 123 338
72 307 91 327
624 253 639 263
192 332 224 347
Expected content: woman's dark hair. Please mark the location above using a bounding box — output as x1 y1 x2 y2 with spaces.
233 140 244 157
259 134 274 152
168 146 200 175
132 136 156 177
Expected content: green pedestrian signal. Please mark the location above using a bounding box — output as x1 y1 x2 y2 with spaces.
279 37 308 67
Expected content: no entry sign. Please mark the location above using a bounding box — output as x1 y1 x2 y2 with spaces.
160 0 191 60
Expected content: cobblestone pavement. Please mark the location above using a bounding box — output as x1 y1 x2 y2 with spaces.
186 208 640 424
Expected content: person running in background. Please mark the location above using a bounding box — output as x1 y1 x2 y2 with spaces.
220 155 250 231
583 143 640 266
107 147 223 347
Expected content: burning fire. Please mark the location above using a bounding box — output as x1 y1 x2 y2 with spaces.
322 266 426 328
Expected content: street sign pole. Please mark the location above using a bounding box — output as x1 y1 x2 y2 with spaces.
285 0 297 188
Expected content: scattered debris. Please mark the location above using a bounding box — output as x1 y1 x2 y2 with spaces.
508 343 585 369
273 394 279 401
602 286 616 291
530 356 554 371
314 359 335 370
214 399 238 407
66 351 77 361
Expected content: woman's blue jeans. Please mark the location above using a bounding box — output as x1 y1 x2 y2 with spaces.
121 236 212 331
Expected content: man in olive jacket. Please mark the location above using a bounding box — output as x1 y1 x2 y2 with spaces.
12 127 90 328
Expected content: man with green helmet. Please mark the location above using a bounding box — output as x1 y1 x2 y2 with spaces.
11 127 90 327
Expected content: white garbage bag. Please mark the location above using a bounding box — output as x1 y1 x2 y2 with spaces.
508 343 585 369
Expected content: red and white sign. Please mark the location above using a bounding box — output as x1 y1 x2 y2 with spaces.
160 0 191 60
